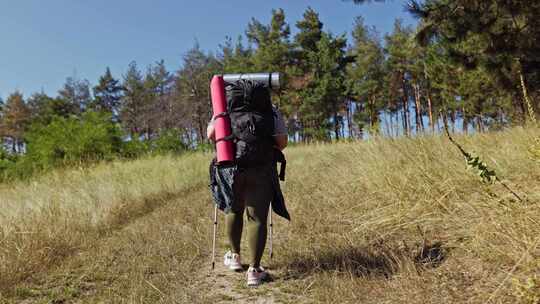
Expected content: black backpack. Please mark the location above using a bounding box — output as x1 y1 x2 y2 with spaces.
225 80 275 168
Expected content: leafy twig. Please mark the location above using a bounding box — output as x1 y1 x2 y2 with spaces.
441 112 523 202
517 59 537 125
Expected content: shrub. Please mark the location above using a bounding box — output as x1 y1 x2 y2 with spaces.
150 129 187 155
119 136 149 159
24 111 122 169
0 148 17 180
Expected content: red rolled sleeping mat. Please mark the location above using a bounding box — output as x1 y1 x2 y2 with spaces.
210 76 234 163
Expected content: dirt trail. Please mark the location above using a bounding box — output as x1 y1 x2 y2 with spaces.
192 215 297 303
199 261 277 304
3 187 299 303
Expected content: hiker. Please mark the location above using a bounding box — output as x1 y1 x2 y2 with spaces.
207 80 290 287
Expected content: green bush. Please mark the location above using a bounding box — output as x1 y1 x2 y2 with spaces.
195 142 214 153
0 148 37 181
0 148 18 180
120 136 149 159
150 129 187 155
1 114 191 181
24 111 122 169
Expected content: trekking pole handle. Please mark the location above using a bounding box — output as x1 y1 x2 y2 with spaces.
222 72 281 90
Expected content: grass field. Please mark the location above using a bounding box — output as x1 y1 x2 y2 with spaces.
0 127 539 303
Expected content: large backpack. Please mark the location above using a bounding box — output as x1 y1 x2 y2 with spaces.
225 80 275 168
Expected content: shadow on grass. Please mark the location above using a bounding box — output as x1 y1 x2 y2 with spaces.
414 241 446 268
279 241 447 280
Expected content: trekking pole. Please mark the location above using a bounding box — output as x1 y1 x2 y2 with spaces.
211 205 218 270
269 207 273 260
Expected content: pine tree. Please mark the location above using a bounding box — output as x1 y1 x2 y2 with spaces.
220 35 254 73
385 20 415 136
299 32 349 140
294 7 323 70
144 60 175 132
58 76 92 115
120 61 147 137
347 17 385 137
92 67 123 117
0 96 4 146
245 8 293 118
246 9 297 137
175 44 221 145
27 92 58 124
246 9 292 73
0 96 4 121
284 7 326 139
409 0 540 123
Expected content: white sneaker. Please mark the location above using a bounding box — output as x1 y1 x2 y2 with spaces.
223 251 243 271
247 266 268 287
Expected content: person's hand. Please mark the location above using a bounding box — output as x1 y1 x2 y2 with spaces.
207 121 216 142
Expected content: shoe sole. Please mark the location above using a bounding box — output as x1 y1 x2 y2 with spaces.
229 264 243 271
224 259 243 271
247 274 268 286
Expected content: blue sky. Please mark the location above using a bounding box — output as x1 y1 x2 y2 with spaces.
0 0 416 100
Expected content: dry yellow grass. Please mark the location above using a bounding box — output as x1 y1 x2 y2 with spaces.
0 153 210 298
0 127 539 303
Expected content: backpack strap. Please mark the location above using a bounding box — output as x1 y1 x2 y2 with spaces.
216 134 235 143
212 111 229 121
213 111 235 143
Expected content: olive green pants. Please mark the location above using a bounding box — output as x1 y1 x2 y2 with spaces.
226 165 273 268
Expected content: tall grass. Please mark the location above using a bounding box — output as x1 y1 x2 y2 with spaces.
275 127 539 303
0 152 211 293
0 127 539 303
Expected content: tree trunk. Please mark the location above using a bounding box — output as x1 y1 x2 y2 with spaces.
369 97 378 134
450 111 456 133
402 75 410 136
498 106 505 127
346 101 353 139
401 99 410 136
392 112 397 137
426 92 434 133
413 82 423 133
462 105 468 134
387 112 393 137
394 111 399 137
475 116 482 132
197 115 205 145
334 112 340 141
401 106 406 136
383 111 390 137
